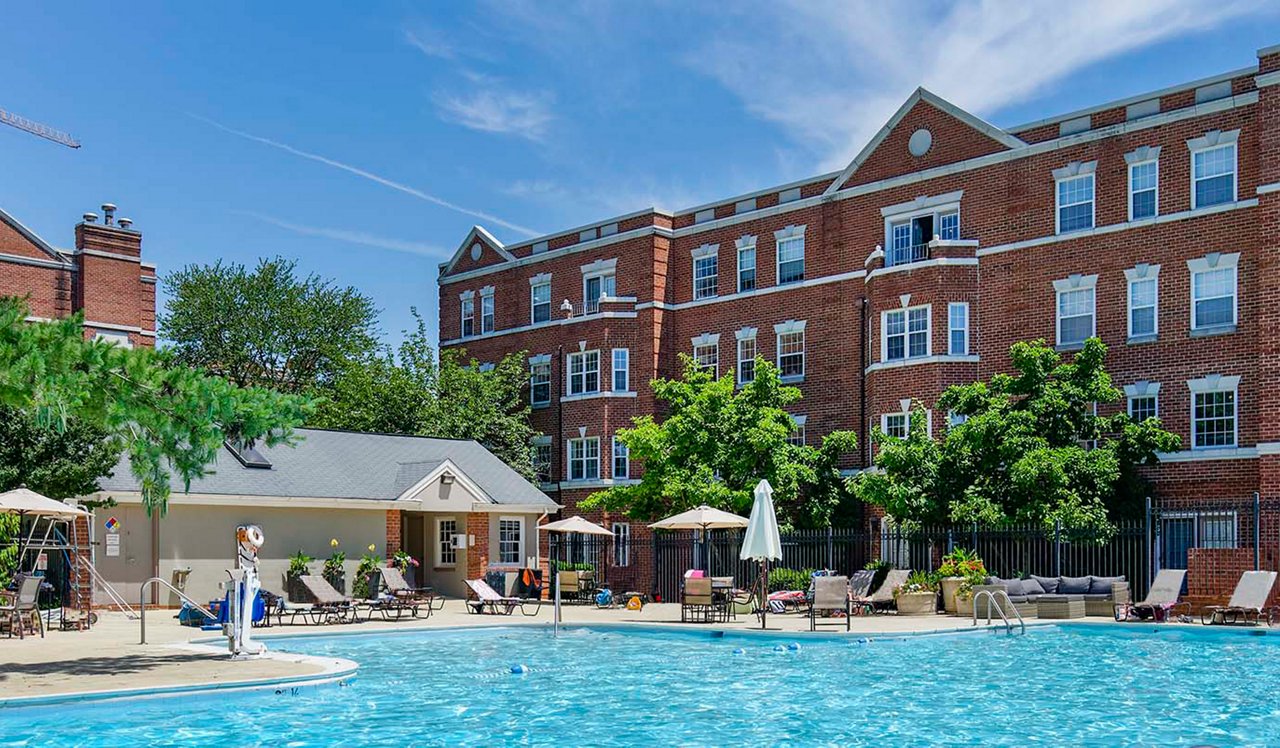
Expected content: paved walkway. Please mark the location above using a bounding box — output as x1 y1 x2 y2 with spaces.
0 600 1072 702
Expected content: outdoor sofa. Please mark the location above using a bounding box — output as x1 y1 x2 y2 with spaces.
976 574 1131 617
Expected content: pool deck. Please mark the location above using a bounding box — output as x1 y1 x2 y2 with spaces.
1 601 1111 705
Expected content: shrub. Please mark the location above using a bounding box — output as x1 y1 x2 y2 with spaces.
894 570 940 598
353 549 382 599
864 559 894 593
287 550 313 579
768 567 816 592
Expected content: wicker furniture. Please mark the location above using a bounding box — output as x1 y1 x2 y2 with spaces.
1036 595 1086 619
982 575 1131 617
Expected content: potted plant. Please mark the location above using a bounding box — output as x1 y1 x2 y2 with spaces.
390 550 420 586
353 544 381 599
938 548 985 614
285 550 313 602
954 563 992 618
893 570 939 616
323 538 346 595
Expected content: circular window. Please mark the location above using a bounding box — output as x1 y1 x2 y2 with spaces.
470 243 482 261
908 128 933 157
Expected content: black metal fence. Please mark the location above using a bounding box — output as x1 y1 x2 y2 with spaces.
652 519 1151 603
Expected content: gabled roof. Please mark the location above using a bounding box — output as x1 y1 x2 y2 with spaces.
0 206 72 266
96 428 557 508
439 225 516 277
824 88 1026 196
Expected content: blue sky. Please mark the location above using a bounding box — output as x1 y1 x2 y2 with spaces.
2 2 1277 348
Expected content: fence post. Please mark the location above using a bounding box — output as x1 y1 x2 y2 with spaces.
1255 492 1261 572
827 526 834 572
1144 496 1153 585
1053 519 1062 577
946 528 954 554
971 523 977 552
651 531 659 601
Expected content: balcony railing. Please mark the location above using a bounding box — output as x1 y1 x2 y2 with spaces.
886 242 931 267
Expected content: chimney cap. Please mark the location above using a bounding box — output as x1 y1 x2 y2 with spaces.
82 212 99 224
118 218 133 230
101 202 117 212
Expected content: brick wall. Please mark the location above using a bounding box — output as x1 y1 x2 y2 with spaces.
385 509 402 556
465 512 489 581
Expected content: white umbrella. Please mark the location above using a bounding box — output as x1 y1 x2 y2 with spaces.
0 487 88 518
539 516 613 636
740 480 782 629
649 505 749 531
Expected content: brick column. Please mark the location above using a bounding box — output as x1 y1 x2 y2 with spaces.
466 513 489 580
70 514 93 610
385 510 402 556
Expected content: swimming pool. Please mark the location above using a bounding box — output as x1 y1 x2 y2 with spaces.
3 623 1280 745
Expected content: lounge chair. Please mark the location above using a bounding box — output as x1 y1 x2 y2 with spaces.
855 569 910 614
465 579 540 616
810 575 851 631
847 569 876 609
1 574 43 639
681 577 715 623
380 566 444 614
1202 570 1279 626
1115 569 1190 622
283 575 358 625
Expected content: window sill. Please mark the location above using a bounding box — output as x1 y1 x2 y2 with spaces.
532 403 551 410
1055 342 1086 352
1126 334 1158 345
1190 324 1236 338
779 375 805 384
560 391 639 403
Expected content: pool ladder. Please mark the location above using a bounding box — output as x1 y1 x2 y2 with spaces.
971 589 1026 634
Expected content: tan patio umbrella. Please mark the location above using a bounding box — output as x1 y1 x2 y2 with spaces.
539 516 612 635
650 504 749 577
0 487 89 518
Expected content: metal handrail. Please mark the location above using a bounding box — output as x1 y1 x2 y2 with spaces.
139 577 218 644
972 589 1026 634
85 560 139 619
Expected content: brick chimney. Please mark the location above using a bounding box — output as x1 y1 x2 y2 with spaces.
71 203 156 347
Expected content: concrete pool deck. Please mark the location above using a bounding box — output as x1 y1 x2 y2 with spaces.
1 601 1114 704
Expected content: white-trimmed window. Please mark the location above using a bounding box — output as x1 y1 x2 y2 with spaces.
530 275 552 324
498 517 523 565
1126 148 1159 221
737 236 757 292
947 411 968 429
568 350 600 396
92 329 133 349
881 412 909 439
736 328 757 386
1129 395 1157 423
883 305 930 361
887 208 959 266
460 291 475 338
774 320 806 380
692 333 719 377
948 302 969 356
1189 131 1238 209
1053 275 1097 347
531 437 552 483
611 348 629 392
1188 253 1239 331
775 226 805 285
529 356 551 406
1188 375 1239 449
612 436 630 479
568 436 600 481
436 517 458 567
1125 264 1160 340
613 522 631 567
788 414 807 446
479 286 495 334
581 258 617 315
693 244 719 300
1054 162 1096 234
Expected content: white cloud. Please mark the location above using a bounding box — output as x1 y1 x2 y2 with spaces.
433 86 555 141
686 0 1269 171
241 212 448 258
403 26 458 61
189 113 541 237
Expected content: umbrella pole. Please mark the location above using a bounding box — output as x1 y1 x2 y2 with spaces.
761 559 768 630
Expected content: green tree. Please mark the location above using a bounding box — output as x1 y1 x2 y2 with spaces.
159 257 379 392
853 338 1181 532
311 311 538 480
0 297 313 514
582 357 858 528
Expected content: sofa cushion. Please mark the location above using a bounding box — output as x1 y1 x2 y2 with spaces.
1002 578 1025 597
1021 577 1047 596
1030 575 1060 594
1005 595 1029 604
1059 576 1091 595
1089 575 1126 595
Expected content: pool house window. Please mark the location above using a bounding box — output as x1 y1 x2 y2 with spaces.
436 518 457 567
1189 131 1238 209
883 305 930 361
1188 253 1238 332
568 436 600 481
1053 162 1096 234
1188 374 1239 449
775 226 805 285
693 244 719 300
737 236 756 292
497 517 523 566
567 350 600 396
1054 275 1097 347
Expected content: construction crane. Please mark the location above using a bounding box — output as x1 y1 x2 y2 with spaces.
0 106 80 148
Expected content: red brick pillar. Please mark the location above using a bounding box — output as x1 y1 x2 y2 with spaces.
385 510 402 556
70 514 93 610
466 513 489 581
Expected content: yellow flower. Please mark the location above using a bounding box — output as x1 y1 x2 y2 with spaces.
330 538 339 548
368 544 376 552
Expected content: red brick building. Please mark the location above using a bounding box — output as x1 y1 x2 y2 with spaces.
1 202 156 348
438 45 1280 596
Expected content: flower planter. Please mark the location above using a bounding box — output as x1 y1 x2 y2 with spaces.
323 571 346 595
940 577 964 614
956 594 975 618
284 573 309 603
896 591 938 616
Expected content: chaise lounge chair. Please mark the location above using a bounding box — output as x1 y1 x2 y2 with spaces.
285 575 358 625
1 574 43 639
810 575 851 631
1115 569 1190 622
854 569 910 614
1202 570 1278 626
465 578 541 616
380 566 445 614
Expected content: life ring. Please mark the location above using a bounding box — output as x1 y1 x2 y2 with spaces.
625 595 643 611
238 525 265 549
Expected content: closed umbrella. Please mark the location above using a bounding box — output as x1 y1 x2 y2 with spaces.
650 504 749 576
740 480 782 629
539 516 612 636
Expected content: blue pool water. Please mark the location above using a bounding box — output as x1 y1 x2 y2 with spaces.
4 623 1280 746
